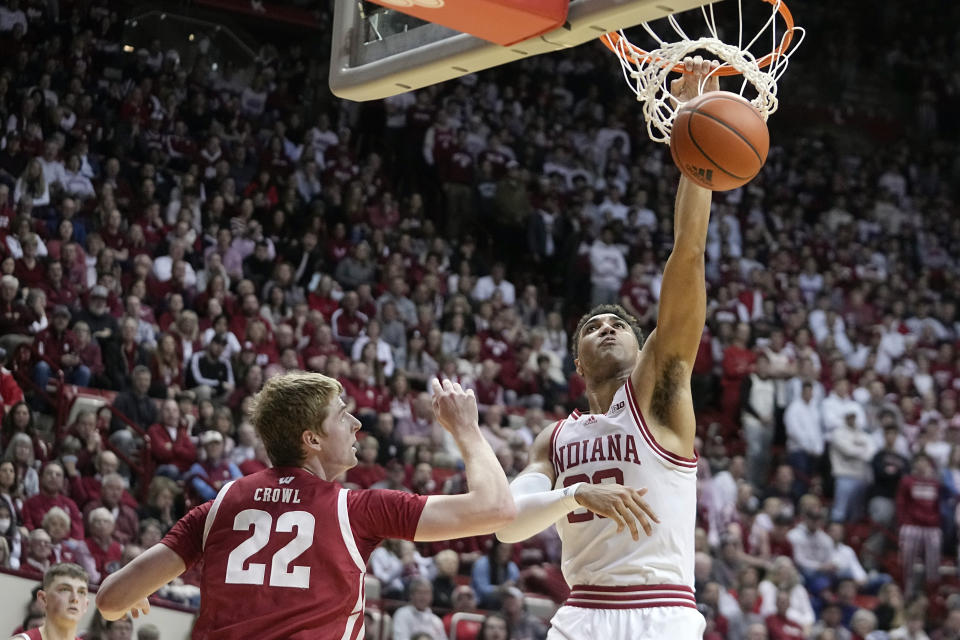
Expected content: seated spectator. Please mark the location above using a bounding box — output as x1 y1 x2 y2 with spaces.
2 400 47 461
442 584 481 640
83 507 122 581
500 586 548 640
81 473 139 545
72 321 105 387
0 491 22 569
185 334 235 401
186 430 241 502
41 507 95 578
757 556 815 632
2 431 39 497
22 462 83 539
345 437 386 489
147 399 197 479
75 285 119 348
138 476 183 533
64 449 136 511
103 316 150 391
19 528 53 580
0 357 25 412
787 497 835 595
0 274 34 351
31 305 90 393
477 614 511 640
392 577 446 640
330 290 369 352
110 365 157 433
810 603 852 640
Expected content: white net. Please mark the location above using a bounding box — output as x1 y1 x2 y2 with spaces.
604 0 805 144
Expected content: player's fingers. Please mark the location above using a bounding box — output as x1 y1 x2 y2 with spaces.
452 381 464 394
615 502 640 541
625 499 653 536
431 378 442 394
442 377 453 392
629 490 659 523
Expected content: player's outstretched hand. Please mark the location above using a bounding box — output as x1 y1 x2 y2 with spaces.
574 484 660 541
670 55 720 104
430 378 479 436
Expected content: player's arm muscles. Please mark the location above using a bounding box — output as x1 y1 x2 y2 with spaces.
634 176 712 447
96 543 185 621
414 421 516 541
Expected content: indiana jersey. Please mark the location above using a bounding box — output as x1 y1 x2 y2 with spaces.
550 382 698 590
161 467 427 640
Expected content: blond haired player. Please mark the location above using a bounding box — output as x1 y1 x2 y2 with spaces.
10 563 90 640
497 57 719 640
96 374 515 639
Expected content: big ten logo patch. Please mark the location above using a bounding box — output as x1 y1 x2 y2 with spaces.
606 400 626 417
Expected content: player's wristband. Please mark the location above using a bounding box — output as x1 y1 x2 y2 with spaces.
495 473 586 543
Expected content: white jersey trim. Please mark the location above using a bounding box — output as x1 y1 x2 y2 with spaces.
337 489 366 640
202 479 236 550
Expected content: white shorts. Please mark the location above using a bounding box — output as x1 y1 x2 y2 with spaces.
547 605 706 640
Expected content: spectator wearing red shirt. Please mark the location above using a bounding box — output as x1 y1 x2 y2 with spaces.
34 305 91 390
81 473 140 546
0 363 24 414
345 437 386 489
896 453 943 597
42 260 79 312
71 321 104 386
147 399 197 478
442 585 482 640
766 590 805 640
474 359 505 412
22 462 85 540
722 322 757 431
13 232 45 289
330 291 369 352
83 507 123 582
341 361 386 428
186 431 242 502
303 323 346 372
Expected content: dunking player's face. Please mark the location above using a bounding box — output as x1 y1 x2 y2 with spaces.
39 577 90 625
318 396 362 473
575 313 640 381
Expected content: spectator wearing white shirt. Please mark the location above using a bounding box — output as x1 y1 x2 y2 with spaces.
61 154 96 201
351 319 396 378
784 382 824 494
787 497 836 595
37 140 66 192
830 411 878 523
392 577 446 640
153 239 197 286
821 378 867 443
472 262 516 306
757 556 816 633
13 158 50 207
0 0 27 33
588 226 627 306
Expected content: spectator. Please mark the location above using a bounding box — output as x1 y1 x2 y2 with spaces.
186 333 235 400
81 473 139 546
500 586 547 640
75 285 119 347
588 225 627 306
787 498 835 595
147 399 197 479
138 476 182 533
472 539 519 609
830 411 878 523
473 262 516 307
896 454 942 598
784 381 824 494
3 431 39 497
392 577 446 640
19 528 53 579
186 430 242 502
477 614 510 640
442 584 482 640
22 461 84 539
758 556 816 632
72 321 105 386
110 365 157 434
765 589 806 640
741 354 777 487
83 507 122 581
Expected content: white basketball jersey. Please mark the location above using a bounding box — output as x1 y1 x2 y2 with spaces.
551 382 698 588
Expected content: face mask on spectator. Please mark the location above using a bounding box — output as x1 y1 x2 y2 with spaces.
0 518 10 533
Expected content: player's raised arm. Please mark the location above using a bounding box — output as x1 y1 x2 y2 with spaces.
413 379 516 540
633 58 716 442
96 543 185 621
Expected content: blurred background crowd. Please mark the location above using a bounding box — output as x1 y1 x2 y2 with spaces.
2 0 960 638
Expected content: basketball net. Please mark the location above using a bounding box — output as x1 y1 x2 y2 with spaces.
602 0 805 144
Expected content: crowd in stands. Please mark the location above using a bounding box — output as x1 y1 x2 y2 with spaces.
1 0 960 639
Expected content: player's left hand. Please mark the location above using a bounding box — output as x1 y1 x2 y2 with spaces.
574 484 660 541
670 56 720 104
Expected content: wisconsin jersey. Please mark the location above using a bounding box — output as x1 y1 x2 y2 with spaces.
550 382 698 596
161 467 427 640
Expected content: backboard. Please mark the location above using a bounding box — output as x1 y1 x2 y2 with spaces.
329 0 717 102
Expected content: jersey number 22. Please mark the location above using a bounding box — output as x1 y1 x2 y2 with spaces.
225 509 315 588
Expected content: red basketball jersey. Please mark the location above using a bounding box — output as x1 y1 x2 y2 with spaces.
161 467 427 639
12 629 81 640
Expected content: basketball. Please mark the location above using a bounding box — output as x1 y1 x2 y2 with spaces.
670 91 770 191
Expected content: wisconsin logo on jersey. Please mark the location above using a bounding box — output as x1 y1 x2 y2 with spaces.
278 476 294 485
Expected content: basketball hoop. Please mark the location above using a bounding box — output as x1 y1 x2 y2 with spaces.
600 0 805 144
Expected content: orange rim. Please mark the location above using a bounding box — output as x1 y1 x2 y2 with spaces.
600 0 797 76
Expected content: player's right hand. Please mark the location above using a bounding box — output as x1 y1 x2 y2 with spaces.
430 378 479 435
574 484 660 541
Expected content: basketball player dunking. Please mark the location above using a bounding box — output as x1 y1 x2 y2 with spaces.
496 57 718 639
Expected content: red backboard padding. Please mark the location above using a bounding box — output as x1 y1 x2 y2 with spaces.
368 0 569 47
